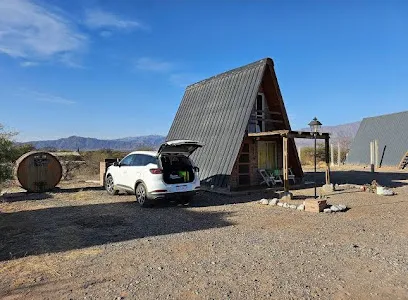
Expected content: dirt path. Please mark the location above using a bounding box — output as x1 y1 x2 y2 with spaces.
1 171 408 299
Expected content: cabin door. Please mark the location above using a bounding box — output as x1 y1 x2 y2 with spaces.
258 141 277 170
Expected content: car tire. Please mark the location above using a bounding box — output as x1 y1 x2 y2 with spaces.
179 195 193 206
135 183 151 207
105 175 119 195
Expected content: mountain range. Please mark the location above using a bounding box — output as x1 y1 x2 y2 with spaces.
294 121 361 147
22 121 361 151
23 135 166 151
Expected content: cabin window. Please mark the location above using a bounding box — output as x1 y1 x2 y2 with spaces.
239 154 249 163
256 93 265 132
242 143 249 152
247 93 266 133
239 164 249 173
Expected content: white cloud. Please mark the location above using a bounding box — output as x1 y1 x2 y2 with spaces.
0 0 86 65
84 9 142 31
20 61 39 67
135 57 173 72
23 89 76 105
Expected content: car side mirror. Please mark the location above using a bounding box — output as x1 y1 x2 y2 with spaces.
113 158 120 167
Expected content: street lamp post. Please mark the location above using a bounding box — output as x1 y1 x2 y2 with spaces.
308 117 322 199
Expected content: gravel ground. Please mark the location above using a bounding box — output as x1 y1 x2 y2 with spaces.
1 168 408 300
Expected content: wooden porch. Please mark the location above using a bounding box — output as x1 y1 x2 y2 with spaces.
249 130 331 192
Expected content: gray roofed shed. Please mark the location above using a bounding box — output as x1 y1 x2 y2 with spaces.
346 111 408 166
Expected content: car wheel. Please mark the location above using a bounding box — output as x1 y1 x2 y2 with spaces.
105 175 118 195
179 195 193 206
136 183 151 207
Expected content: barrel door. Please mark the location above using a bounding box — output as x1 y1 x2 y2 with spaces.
15 151 62 192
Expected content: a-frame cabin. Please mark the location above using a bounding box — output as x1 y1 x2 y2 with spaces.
167 58 304 191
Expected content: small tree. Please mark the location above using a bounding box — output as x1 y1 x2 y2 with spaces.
300 143 326 166
0 137 14 186
0 124 35 188
61 160 84 180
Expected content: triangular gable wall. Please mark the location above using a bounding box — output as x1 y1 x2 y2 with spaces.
264 62 303 177
167 58 303 187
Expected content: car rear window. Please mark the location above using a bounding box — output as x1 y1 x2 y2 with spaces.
142 155 158 166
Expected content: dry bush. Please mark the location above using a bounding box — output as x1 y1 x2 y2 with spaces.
300 144 326 165
61 160 85 180
300 144 349 166
79 149 128 177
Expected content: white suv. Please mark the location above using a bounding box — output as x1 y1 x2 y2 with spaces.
105 140 202 207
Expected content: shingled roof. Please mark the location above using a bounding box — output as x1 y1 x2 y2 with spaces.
167 58 297 187
347 111 408 166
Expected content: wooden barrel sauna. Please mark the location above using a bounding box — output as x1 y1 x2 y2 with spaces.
14 151 62 192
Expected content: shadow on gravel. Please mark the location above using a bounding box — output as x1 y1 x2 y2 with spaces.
189 191 271 207
0 186 106 203
52 186 105 193
1 192 54 203
0 202 232 261
304 170 408 188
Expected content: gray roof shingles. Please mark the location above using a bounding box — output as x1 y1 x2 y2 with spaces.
166 58 268 186
347 111 408 166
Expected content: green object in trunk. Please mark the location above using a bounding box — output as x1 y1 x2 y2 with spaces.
178 171 189 182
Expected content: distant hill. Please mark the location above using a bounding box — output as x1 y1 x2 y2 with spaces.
21 121 361 151
23 135 166 151
294 121 361 147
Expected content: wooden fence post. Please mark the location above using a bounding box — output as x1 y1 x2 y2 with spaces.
283 136 289 192
330 143 334 167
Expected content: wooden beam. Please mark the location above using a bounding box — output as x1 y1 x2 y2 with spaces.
325 137 331 185
287 132 329 139
283 136 289 192
248 118 284 124
253 110 282 115
248 130 289 137
248 130 329 140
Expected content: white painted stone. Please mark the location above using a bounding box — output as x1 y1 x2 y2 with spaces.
322 184 334 193
338 204 347 211
283 203 290 208
259 199 269 205
323 208 332 213
289 204 297 209
277 202 284 207
268 198 279 205
330 205 340 212
297 204 305 211
376 186 394 196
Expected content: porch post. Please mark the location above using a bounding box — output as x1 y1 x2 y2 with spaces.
283 136 289 192
325 136 331 185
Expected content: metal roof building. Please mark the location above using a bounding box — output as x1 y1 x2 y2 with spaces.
167 58 303 189
346 111 408 167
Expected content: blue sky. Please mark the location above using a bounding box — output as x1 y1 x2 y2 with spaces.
0 0 407 142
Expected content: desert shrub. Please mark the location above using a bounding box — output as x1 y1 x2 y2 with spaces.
61 160 85 180
0 137 14 186
0 125 35 187
299 143 349 166
79 149 128 176
300 144 326 166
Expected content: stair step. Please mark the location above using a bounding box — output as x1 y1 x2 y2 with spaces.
399 151 408 169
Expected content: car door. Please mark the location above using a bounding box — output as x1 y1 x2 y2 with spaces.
117 154 135 188
124 154 143 190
